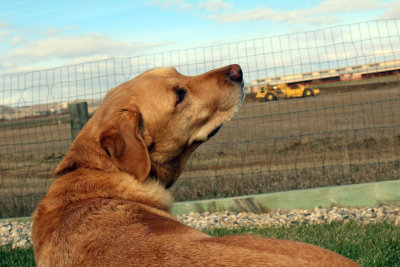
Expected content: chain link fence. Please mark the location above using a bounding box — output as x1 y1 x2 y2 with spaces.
1 19 400 218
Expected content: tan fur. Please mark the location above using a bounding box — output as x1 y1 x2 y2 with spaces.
33 65 359 266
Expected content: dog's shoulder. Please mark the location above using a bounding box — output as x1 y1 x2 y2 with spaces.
32 170 175 264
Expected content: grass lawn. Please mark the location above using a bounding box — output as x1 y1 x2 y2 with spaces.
0 246 35 267
206 221 400 266
1 221 399 266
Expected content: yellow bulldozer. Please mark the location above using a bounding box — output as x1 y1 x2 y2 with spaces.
255 83 320 101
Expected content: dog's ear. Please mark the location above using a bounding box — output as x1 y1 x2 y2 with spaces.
99 109 151 182
54 104 151 182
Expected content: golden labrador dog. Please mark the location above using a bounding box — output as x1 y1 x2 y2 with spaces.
33 65 359 266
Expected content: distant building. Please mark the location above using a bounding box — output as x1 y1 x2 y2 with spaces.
247 60 400 93
57 102 68 110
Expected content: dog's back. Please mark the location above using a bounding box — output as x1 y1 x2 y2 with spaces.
34 169 357 266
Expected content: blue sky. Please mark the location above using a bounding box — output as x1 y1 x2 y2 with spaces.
0 0 399 74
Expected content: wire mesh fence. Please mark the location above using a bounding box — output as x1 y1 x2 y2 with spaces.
1 19 400 218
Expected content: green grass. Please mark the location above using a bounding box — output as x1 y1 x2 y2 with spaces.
205 221 400 267
0 246 35 267
1 221 399 266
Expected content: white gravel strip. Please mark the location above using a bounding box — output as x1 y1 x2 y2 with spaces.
177 206 400 230
1 206 399 248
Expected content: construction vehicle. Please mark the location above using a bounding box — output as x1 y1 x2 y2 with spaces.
255 83 320 101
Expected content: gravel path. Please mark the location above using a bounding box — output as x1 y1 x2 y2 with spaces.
1 206 399 248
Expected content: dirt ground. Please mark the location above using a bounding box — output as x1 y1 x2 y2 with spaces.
171 82 400 200
1 79 399 217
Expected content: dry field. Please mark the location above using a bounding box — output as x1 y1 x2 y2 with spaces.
1 79 400 218
172 82 400 200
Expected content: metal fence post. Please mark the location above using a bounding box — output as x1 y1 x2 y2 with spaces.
68 102 89 141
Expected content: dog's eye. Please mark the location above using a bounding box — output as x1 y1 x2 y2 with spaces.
175 88 186 106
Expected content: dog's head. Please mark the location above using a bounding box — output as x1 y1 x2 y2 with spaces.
55 64 244 188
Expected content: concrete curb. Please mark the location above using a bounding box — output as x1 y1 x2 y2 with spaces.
171 180 400 215
1 180 399 221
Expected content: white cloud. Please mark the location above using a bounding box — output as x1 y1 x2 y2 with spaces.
65 55 113 65
209 7 273 23
380 0 400 19
149 0 194 11
9 33 136 59
0 21 13 40
0 64 38 75
316 0 383 12
0 21 11 29
198 0 233 13
149 0 232 13
207 0 392 24
209 7 340 25
0 33 172 74
10 36 26 45
38 27 62 36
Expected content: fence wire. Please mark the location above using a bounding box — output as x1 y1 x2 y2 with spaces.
1 19 400 218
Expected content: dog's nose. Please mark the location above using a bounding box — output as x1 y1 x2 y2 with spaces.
228 64 243 83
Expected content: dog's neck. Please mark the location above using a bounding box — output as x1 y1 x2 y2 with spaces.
109 172 175 211
46 169 174 212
